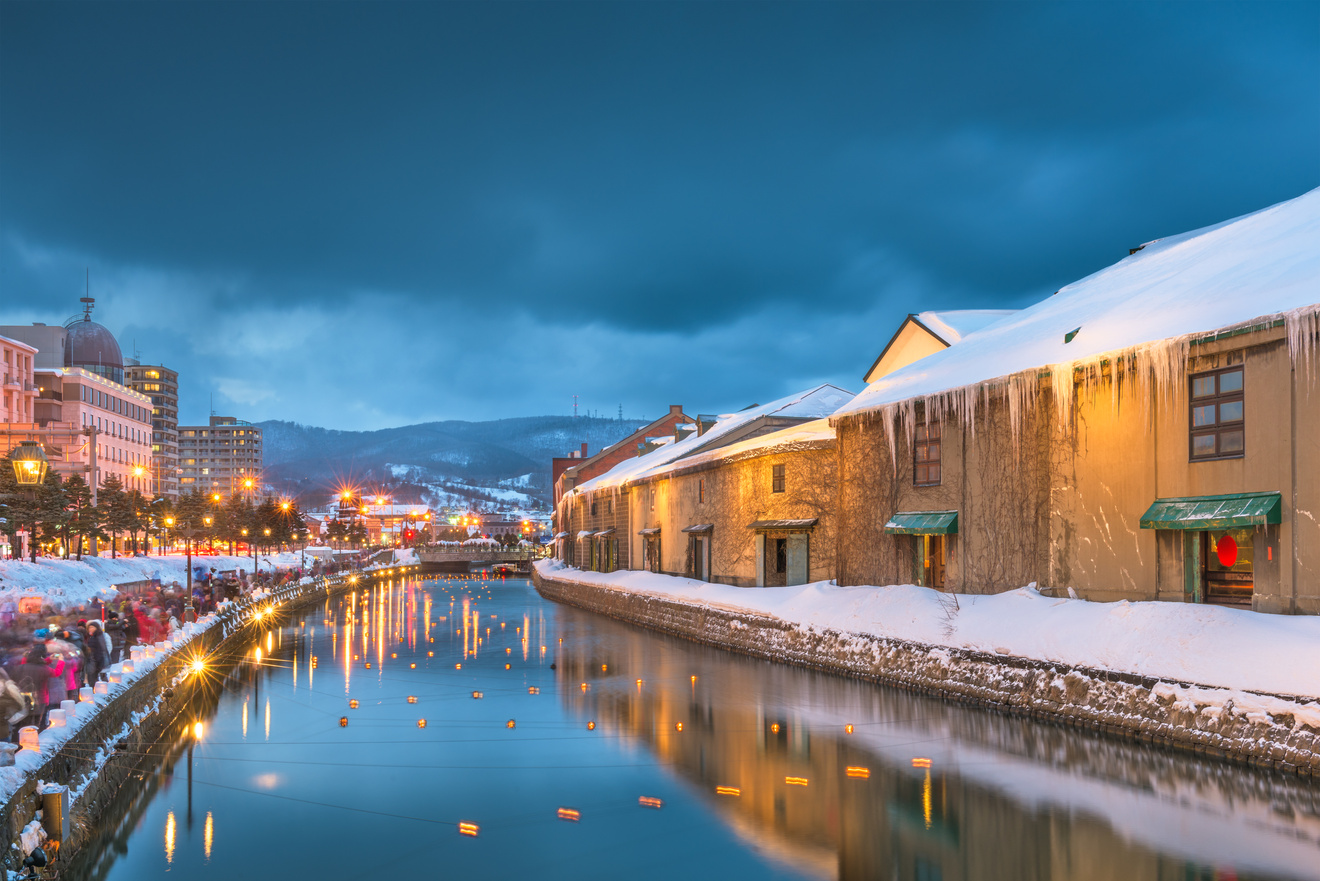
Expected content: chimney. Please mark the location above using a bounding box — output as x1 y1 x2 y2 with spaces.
669 404 683 418
580 443 588 457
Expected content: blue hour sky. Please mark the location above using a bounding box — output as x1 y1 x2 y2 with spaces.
1 1 1316 430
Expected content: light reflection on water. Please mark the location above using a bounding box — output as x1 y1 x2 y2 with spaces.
73 576 1319 881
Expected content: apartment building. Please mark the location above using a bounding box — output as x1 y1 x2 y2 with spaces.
178 416 263 498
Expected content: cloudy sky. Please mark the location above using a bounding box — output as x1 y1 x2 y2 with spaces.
1 2 1316 430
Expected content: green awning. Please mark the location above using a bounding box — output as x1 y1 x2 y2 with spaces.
1139 492 1282 530
884 511 958 535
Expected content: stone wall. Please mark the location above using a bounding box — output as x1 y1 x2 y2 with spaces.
534 567 1320 778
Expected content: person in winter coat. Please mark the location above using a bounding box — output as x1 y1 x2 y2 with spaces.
121 602 141 649
104 613 127 664
11 647 50 728
85 621 110 683
0 669 27 743
132 604 154 646
44 652 68 710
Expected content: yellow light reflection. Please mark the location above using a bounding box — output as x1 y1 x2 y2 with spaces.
922 769 932 829
242 699 248 739
265 698 271 740
165 811 176 863
204 811 214 860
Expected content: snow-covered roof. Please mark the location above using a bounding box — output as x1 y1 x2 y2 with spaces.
637 418 835 479
837 187 1320 420
573 384 854 494
916 309 1019 344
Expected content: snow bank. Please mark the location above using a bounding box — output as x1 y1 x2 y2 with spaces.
535 560 1320 699
0 552 306 610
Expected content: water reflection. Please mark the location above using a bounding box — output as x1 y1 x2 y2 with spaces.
65 577 1318 881
554 605 1320 881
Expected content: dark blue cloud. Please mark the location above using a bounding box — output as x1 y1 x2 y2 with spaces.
1 1 1316 427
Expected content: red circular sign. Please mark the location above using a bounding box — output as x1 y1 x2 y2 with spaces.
1216 535 1238 568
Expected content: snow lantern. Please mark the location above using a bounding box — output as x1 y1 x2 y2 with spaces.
47 709 66 728
93 682 109 696
18 727 39 752
79 686 93 702
60 699 76 720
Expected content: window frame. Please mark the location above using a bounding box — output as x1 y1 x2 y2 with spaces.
1188 366 1244 462
913 419 942 487
771 463 785 494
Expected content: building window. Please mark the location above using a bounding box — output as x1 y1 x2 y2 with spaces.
771 464 785 493
914 420 941 486
698 479 705 503
590 499 597 515
1190 366 1244 460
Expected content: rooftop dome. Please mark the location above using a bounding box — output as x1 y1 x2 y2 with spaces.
65 315 125 385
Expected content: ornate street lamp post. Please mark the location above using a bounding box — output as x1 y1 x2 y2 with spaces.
11 441 50 563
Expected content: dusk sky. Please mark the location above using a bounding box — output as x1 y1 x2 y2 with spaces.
1 1 1316 431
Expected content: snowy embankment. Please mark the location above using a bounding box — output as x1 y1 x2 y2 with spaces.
535 561 1319 699
0 552 306 610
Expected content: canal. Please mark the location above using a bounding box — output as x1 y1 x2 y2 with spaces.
70 575 1319 880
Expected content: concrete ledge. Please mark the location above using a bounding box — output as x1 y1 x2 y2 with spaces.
533 568 1320 778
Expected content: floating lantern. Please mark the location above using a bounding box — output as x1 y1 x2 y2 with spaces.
785 777 808 787
527 687 539 695
18 727 39 752
472 691 483 699
506 719 515 729
601 664 607 672
715 786 741 797
586 721 596 731
505 648 511 655
580 683 589 692
365 663 372 669
911 758 932 769
339 717 348 727
845 724 855 735
556 807 580 822
391 653 397 659
770 723 780 734
457 822 479 837
845 767 870 779
635 679 643 688
417 719 427 729
407 696 418 704
504 663 511 670
638 796 663 809
427 652 434 658
675 722 683 732
349 700 359 709
410 663 416 669
455 663 461 670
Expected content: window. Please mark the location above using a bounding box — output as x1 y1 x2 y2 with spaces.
771 463 785 493
914 420 941 486
698 479 705 503
1190 367 1244 460
590 499 597 515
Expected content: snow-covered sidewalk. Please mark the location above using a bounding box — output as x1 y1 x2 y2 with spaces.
535 560 1320 700
0 552 308 610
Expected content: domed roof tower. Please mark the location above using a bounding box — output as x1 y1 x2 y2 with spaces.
64 297 124 385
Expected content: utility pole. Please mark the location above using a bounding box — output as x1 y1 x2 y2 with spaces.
572 395 579 418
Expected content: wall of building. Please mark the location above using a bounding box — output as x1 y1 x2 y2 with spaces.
837 324 1320 613
125 365 179 500
628 444 838 586
0 336 37 426
178 416 263 497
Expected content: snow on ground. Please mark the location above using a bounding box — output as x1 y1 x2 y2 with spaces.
0 552 306 610
536 560 1320 700
836 187 1320 419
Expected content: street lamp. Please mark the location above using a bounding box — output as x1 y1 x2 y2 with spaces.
10 441 49 563
164 516 175 557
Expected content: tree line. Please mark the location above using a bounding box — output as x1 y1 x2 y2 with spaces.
1 452 307 562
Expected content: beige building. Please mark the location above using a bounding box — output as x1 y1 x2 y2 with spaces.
1 334 38 426
559 384 853 582
2 309 154 498
125 363 181 499
832 188 1319 614
178 415 263 498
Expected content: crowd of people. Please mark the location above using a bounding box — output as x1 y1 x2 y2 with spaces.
0 558 351 742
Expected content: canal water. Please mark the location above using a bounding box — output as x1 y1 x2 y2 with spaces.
70 575 1318 880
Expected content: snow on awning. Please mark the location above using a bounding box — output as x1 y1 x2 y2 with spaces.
554 532 568 539
1139 492 1281 530
594 527 616 536
747 519 819 530
637 527 661 535
576 530 594 539
884 511 959 535
681 524 714 534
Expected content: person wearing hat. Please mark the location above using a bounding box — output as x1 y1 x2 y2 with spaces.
85 621 110 684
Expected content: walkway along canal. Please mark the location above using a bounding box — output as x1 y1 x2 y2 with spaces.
48 575 1320 880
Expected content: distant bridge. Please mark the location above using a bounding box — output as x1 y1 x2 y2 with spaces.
414 547 543 573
